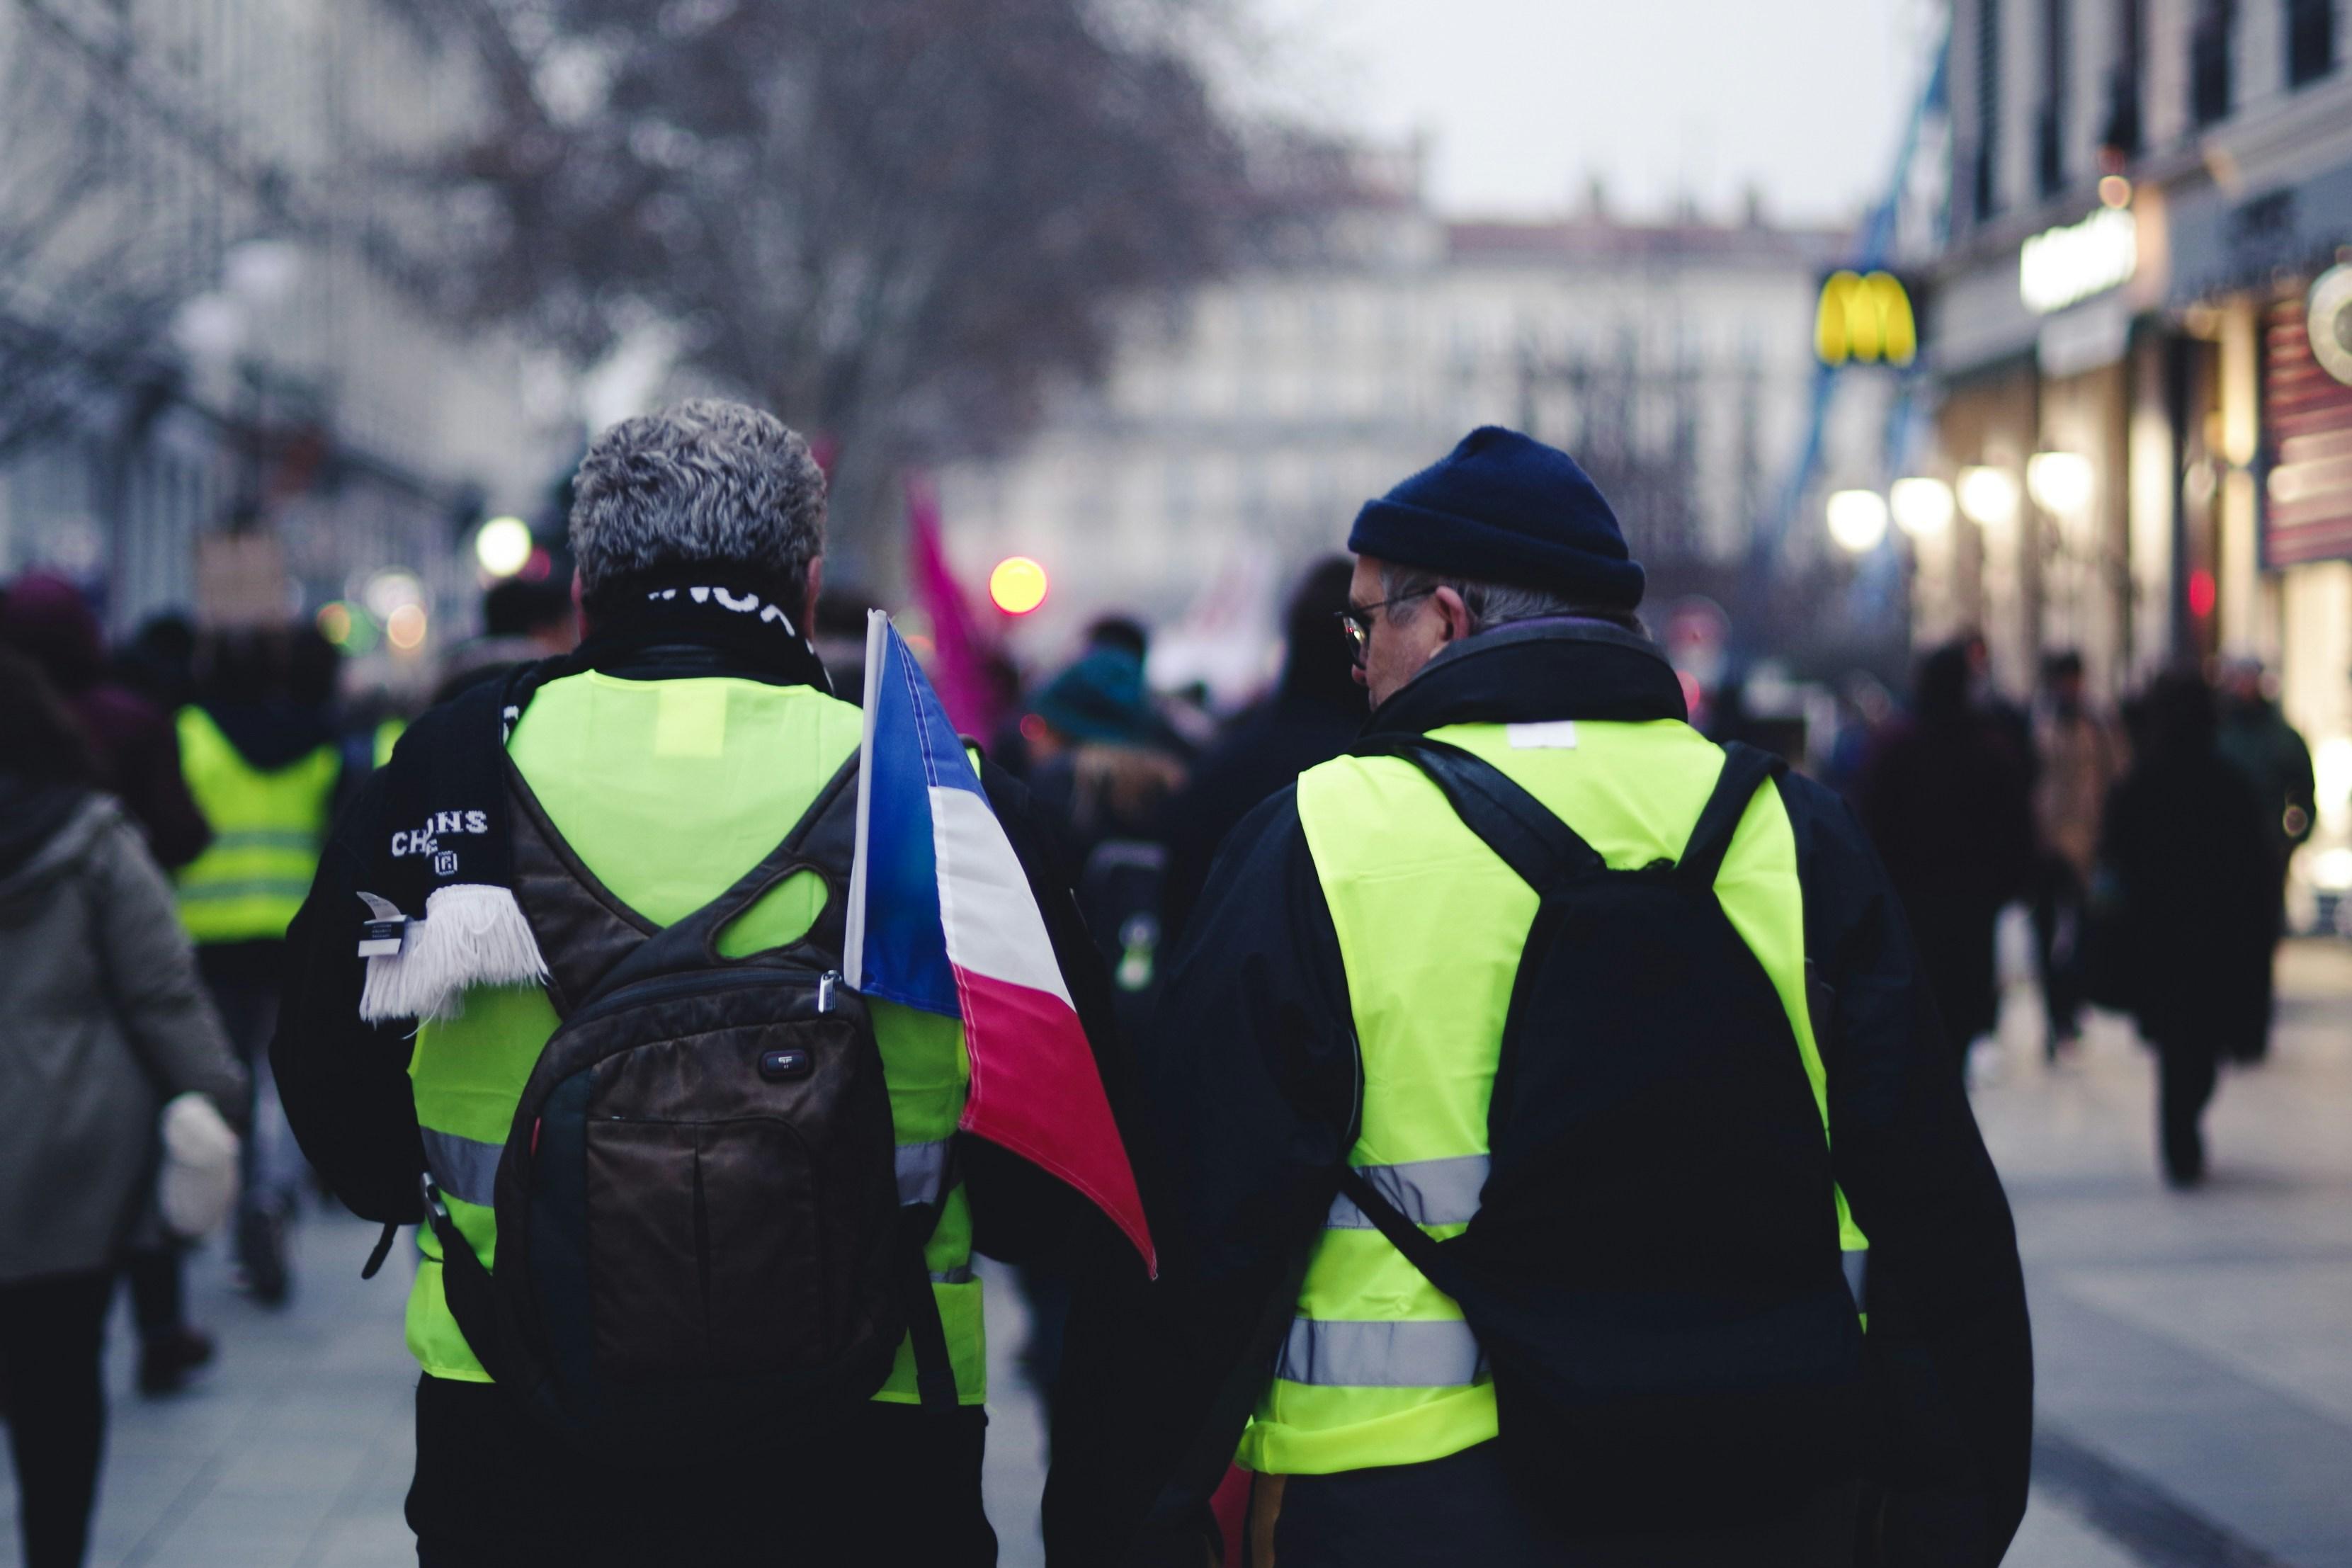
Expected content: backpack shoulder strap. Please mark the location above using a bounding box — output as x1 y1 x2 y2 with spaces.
1676 742 1787 892
1357 734 1605 893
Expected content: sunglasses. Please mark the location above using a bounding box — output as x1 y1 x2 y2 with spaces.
1335 587 1436 662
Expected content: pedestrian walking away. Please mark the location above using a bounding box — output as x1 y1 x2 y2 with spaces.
0 648 247 1568
1160 555 1363 950
174 628 346 1306
2030 650 2128 1059
2215 656 2316 1057
1 574 231 1391
1045 428 2033 1568
2095 670 2278 1186
271 400 1132 1567
1858 641 2038 1072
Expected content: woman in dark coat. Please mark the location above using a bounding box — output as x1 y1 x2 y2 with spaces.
2097 671 2276 1186
1860 644 2038 1065
0 650 246 1567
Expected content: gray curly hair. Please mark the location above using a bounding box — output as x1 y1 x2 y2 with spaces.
569 399 826 609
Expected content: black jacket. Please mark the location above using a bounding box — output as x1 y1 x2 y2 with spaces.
271 638 1122 1271
1045 621 2033 1567
1159 686 1365 950
2099 742 2275 1057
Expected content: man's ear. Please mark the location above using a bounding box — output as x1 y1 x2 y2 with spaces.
1431 584 1475 644
804 558 824 630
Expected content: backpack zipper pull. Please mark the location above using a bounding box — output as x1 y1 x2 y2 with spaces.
819 971 839 1013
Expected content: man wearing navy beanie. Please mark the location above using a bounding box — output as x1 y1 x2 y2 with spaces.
1049 428 2032 1568
1339 425 1649 706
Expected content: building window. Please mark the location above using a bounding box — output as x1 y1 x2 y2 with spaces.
2191 1 2234 126
2034 104 2067 199
1975 0 2004 222
2101 0 2144 160
2288 0 2336 86
2036 0 2070 198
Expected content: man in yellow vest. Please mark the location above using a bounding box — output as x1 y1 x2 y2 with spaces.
176 632 344 1306
273 401 1122 1564
1047 428 2032 1566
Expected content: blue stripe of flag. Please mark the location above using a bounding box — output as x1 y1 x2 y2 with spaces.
857 626 965 1017
887 624 987 800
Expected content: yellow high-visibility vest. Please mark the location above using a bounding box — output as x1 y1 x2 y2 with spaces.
404 672 986 1405
174 707 338 945
1239 720 1867 1477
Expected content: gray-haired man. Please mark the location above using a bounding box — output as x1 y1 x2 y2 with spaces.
274 401 1122 1564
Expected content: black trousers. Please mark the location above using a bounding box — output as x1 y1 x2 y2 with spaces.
2158 1043 2221 1182
124 1244 186 1342
203 972 285 1217
2030 857 2088 1045
408 1373 997 1566
1261 1441 1860 1568
0 1269 117 1568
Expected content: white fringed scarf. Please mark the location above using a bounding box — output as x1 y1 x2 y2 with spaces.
358 883 548 1023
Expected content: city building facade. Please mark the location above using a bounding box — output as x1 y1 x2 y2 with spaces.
0 0 566 671
1924 0 2352 904
933 152 1895 698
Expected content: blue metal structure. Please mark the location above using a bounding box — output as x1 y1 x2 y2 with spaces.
1737 33 1951 647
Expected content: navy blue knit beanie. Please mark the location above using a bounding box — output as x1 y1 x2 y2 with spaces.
1348 426 1644 608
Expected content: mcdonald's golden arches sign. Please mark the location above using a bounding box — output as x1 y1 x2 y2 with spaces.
1815 271 1918 367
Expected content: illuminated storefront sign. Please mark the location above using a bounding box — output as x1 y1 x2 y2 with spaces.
2018 208 2138 314
1815 271 1918 366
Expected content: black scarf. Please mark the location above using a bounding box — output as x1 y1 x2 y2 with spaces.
355 576 831 1021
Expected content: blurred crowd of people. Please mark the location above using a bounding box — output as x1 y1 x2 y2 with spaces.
0 566 604 1567
0 530 2324 1563
1850 632 2313 1186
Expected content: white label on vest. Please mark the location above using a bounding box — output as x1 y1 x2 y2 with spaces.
1506 720 1578 749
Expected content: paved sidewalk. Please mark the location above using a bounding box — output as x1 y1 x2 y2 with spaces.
0 1210 1055 1568
1977 933 2352 1568
6 936 2347 1566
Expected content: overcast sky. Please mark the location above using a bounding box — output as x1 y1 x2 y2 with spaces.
1236 0 1936 229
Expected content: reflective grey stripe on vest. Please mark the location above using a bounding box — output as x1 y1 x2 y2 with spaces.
1276 1317 1487 1389
1324 1154 1491 1229
1844 1249 1868 1313
897 1139 951 1208
929 1266 975 1285
421 1127 502 1209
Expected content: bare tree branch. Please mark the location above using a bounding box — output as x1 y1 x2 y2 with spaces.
414 0 1255 560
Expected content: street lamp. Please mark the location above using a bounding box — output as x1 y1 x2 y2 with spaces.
2026 451 2096 515
1957 466 2021 527
1827 490 1890 554
475 516 534 577
1890 477 1956 538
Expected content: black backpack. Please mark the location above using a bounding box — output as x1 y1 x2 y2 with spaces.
1336 737 1865 1530
420 754 959 1464
1076 836 1169 1042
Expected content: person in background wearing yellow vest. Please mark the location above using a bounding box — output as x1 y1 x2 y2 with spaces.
270 402 1127 1565
1046 429 2033 1567
175 629 344 1307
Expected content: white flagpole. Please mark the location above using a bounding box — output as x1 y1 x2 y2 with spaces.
841 609 889 991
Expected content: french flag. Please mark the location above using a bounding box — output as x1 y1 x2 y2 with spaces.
843 613 1155 1273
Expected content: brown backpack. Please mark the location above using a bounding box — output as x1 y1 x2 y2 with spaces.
424 754 956 1465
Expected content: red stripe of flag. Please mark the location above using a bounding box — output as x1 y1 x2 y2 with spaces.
952 965 1156 1276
